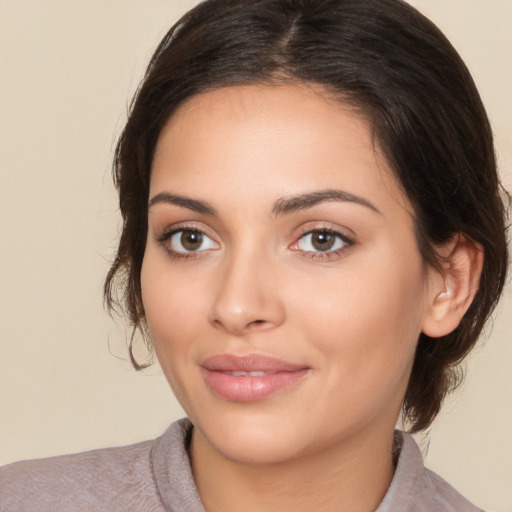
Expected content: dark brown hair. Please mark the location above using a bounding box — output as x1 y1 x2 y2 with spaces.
105 0 509 432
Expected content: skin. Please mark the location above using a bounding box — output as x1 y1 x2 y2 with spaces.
141 84 472 512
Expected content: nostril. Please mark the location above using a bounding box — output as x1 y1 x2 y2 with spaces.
247 319 268 330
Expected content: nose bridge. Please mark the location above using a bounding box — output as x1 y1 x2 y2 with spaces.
209 240 284 335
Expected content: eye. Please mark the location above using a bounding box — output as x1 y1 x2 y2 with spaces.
293 229 353 254
165 229 218 254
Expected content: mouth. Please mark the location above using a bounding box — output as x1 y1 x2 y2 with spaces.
200 354 310 402
222 371 275 377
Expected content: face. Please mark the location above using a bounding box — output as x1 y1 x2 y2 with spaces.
141 84 435 465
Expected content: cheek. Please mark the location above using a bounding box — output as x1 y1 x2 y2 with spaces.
291 248 427 391
140 253 211 412
140 251 205 364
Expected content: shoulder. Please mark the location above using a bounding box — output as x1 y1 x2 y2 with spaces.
420 465 484 512
378 431 484 512
0 437 162 512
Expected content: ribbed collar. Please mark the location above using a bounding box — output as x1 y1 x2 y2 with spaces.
151 418 205 512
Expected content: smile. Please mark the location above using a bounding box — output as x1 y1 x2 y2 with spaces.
200 354 310 402
226 371 273 377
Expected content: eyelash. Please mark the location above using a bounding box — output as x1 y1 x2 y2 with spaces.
155 225 355 261
290 227 355 261
156 224 217 260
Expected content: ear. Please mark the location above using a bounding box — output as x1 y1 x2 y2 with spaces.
422 235 484 338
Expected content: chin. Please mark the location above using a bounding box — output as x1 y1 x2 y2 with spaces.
207 430 302 466
190 406 311 465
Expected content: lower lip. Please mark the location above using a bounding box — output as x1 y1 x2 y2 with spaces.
201 369 309 402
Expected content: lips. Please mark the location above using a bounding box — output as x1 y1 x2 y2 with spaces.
201 354 310 402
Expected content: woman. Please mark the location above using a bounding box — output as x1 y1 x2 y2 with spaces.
1 0 509 510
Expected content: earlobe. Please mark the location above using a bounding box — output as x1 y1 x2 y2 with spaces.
422 235 484 338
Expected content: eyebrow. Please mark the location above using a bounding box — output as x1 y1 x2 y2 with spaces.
148 192 217 215
271 189 381 216
147 188 380 217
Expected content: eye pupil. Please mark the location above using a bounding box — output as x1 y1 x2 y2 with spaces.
312 231 335 251
181 230 203 251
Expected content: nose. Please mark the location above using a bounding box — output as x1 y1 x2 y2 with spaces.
208 249 285 336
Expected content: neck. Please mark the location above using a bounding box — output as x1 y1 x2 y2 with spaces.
190 426 396 512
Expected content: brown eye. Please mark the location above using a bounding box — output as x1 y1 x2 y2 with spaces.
167 229 218 254
295 229 350 254
181 230 203 251
311 231 336 251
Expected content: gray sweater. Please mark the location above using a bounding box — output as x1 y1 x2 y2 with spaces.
0 418 482 511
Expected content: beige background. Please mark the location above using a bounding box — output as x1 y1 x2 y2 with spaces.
0 1 510 510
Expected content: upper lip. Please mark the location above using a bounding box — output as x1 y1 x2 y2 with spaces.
201 354 308 372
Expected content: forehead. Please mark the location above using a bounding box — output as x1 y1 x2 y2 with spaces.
150 84 411 216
